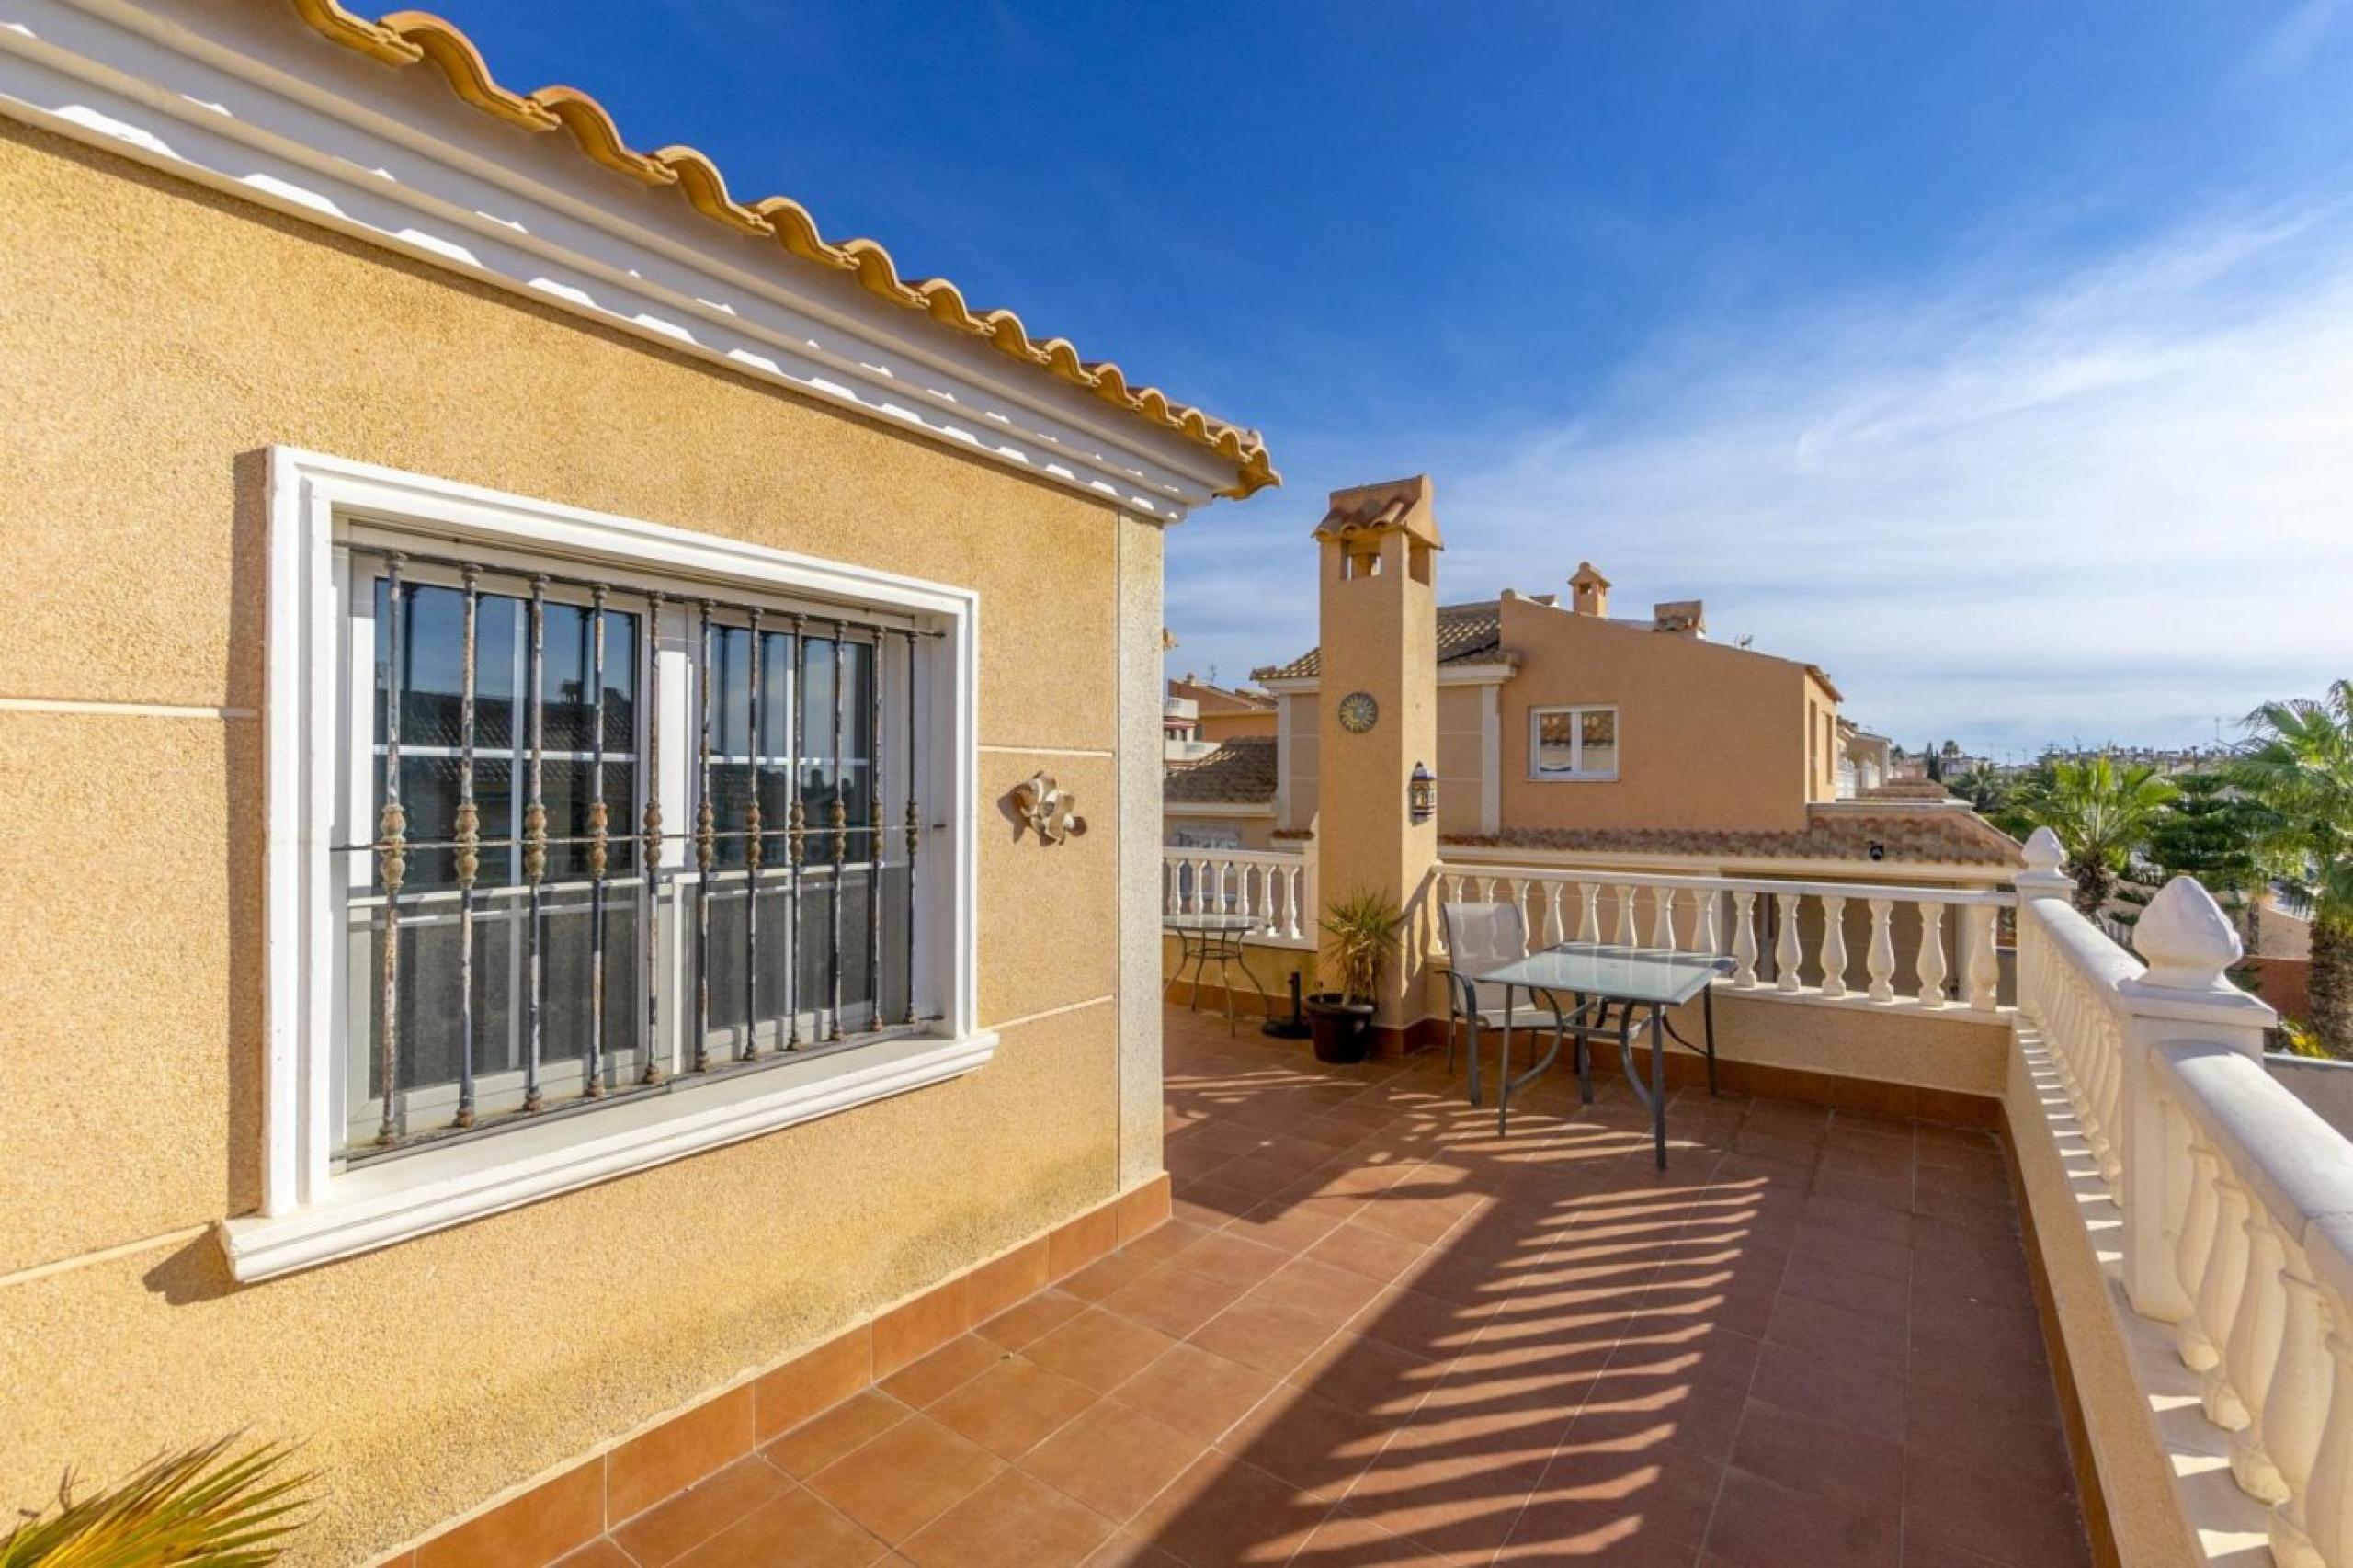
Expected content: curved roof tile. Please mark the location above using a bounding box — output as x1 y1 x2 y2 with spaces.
291 3 1279 499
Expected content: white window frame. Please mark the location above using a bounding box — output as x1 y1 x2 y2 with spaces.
222 447 990 1282
1528 704 1620 782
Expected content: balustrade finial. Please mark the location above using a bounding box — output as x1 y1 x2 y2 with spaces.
2022 826 2065 871
2135 876 2245 992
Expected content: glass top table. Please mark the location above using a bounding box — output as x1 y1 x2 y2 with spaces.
1163 913 1270 1034
1461 941 1733 1165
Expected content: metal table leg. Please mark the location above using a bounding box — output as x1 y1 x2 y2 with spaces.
1649 1005 1667 1168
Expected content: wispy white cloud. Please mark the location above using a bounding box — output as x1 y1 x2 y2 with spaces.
1169 199 2353 758
2244 0 2348 79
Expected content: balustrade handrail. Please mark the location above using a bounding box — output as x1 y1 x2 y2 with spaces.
2007 827 2353 1566
1159 846 1313 945
1436 859 2012 907
1429 859 2006 1011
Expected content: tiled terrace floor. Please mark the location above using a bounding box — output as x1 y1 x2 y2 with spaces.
567 1006 2090 1566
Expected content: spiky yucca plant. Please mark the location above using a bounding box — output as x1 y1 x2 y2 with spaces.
0 1438 312 1568
1319 889 1404 1006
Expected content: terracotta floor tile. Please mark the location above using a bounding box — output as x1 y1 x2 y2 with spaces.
1063 1249 1165 1304
973 1290 1087 1352
1512 1439 1724 1561
1699 1466 1897 1568
1079 1528 1190 1567
1113 1341 1279 1441
1306 1221 1433 1284
900 1469 1114 1568
1776 1258 1911 1325
1172 1230 1292 1288
1743 1340 1904 1440
1216 1382 1397 1505
1295 1506 1456 1563
1100 1263 1250 1340
612 1456 795 1565
1125 1449 1324 1568
805 1415 1005 1545
551 1543 637 1568
1351 1285 1497 1361
1025 1308 1179 1392
1022 1398 1210 1523
1760 1293 1909 1384
1251 1257 1389 1323
1286 1329 1449 1420
879 1335 1011 1407
765 1390 915 1478
1190 1296 1344 1378
1903 1450 2091 1568
1726 1397 1902 1508
926 1355 1100 1460
669 1483 890 1568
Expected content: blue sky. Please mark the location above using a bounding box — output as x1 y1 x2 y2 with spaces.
446 2 2353 759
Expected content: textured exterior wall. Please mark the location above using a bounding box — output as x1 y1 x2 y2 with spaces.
1197 709 1276 744
1433 684 1486 837
0 120 1154 1565
1279 691 1319 835
1495 596 1814 834
1165 813 1279 852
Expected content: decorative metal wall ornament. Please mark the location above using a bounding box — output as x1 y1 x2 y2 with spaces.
1011 772 1085 845
1337 690 1380 733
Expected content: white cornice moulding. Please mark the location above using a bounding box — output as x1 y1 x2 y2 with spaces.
219 1031 999 1282
1257 664 1518 696
1163 801 1276 818
0 0 1240 522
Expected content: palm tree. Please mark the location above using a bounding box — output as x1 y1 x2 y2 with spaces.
2016 754 2177 917
2229 680 2353 1054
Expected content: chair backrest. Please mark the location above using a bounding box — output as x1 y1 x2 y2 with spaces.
1441 901 1527 978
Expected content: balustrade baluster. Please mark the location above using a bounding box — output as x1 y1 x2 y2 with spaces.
2258 1252 2334 1553
1774 893 1802 994
1614 885 1636 946
2227 1209 2293 1501
1699 889 1722 956
1651 887 1677 950
1579 883 1601 944
1917 903 1948 1007
1867 899 1895 1003
1544 882 1564 946
2202 1175 2257 1430
2178 1142 2226 1370
2292 1312 2353 1567
1731 892 1758 987
1962 904 1998 1009
1819 895 1848 998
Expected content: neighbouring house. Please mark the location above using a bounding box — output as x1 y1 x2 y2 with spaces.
1202 521 2018 889
0 4 1273 1563
1169 673 1278 744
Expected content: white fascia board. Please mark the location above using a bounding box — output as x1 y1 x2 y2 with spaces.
1164 801 1274 818
0 0 1245 521
1257 676 1318 695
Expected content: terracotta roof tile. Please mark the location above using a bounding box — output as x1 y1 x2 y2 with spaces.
1164 736 1277 805
290 3 1278 497
1443 806 2023 869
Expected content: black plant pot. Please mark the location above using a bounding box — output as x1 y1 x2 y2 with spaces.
1304 993 1377 1064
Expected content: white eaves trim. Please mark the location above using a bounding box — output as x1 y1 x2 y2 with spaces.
1164 801 1274 818
220 1030 998 1282
0 0 1242 521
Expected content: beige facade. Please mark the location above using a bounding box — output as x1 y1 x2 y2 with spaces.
0 12 1268 1551
1495 593 1838 835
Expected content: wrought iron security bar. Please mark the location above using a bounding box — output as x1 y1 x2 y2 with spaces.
343 542 935 1160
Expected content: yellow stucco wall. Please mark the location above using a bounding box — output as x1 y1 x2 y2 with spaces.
0 120 1152 1564
1495 596 1815 834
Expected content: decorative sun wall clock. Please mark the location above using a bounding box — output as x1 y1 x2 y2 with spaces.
1337 690 1380 733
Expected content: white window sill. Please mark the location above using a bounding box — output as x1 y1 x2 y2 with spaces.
1528 774 1620 784
217 1030 997 1283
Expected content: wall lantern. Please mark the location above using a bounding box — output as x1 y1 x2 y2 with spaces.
1409 761 1437 824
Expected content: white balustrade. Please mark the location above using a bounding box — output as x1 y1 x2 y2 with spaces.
1158 847 1312 945
2014 827 2353 1565
1426 858 2010 1015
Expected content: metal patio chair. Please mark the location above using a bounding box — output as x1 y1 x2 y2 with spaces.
1441 900 1569 1108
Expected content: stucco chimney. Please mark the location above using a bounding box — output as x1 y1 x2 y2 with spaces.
1653 599 1706 637
1568 562 1610 617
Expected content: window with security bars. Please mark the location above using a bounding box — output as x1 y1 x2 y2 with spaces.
343 547 927 1158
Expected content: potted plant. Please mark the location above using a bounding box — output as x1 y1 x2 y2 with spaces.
1306 889 1404 1064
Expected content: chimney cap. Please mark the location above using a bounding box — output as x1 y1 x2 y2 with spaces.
1653 599 1707 636
1569 562 1610 588
1314 474 1443 550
